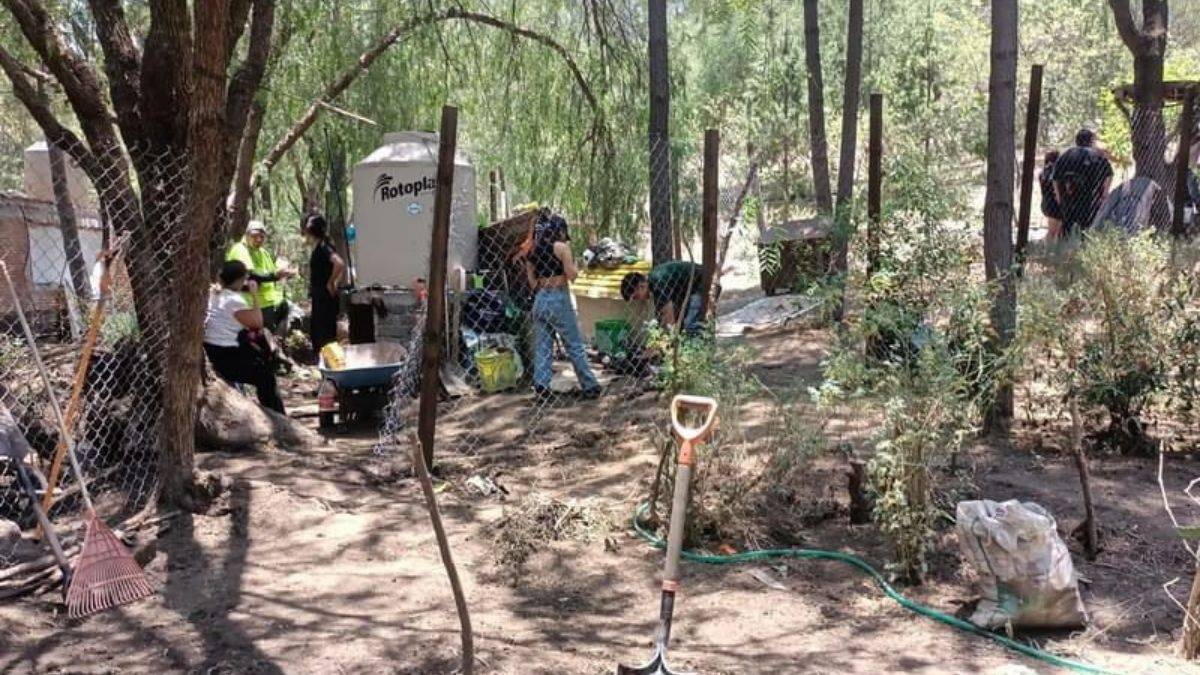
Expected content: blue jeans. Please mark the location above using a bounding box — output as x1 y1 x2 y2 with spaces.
532 288 599 391
681 292 704 336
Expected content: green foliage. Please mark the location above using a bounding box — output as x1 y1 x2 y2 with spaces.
1017 232 1200 452
813 159 1005 582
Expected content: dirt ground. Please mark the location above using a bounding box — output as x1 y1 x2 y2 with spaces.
3 324 1200 675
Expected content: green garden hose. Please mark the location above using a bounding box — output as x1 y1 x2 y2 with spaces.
631 503 1119 675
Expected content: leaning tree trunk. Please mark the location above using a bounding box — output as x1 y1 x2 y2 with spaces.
648 0 673 264
982 0 1018 428
803 0 833 215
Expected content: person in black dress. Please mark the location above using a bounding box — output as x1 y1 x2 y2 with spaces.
303 213 345 355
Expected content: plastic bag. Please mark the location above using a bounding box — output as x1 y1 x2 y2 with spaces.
956 499 1088 629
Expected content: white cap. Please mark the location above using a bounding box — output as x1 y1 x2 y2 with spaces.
246 220 267 234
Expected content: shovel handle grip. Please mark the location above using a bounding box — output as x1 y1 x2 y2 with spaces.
670 394 718 443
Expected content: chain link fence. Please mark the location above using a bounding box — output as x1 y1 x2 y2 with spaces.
0 135 186 572
1034 90 1197 240
371 133 814 548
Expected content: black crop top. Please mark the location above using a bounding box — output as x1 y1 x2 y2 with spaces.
532 239 565 279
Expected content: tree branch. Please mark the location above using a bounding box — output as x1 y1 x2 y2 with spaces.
0 40 99 179
3 0 120 149
87 0 144 146
223 0 275 185
140 0 192 149
257 8 603 179
1106 0 1142 52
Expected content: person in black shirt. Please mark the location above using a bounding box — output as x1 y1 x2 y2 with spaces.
1039 150 1063 240
303 213 345 355
1052 129 1114 234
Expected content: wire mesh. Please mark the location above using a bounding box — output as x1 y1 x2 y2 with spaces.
375 134 760 473
1035 95 1197 240
0 135 187 570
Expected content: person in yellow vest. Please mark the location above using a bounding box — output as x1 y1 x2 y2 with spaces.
226 220 295 333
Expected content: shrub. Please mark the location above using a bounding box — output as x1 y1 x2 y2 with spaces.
1016 231 1194 453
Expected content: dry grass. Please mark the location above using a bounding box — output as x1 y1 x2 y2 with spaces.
489 493 616 573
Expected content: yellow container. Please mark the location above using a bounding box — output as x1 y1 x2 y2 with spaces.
476 348 518 393
321 342 346 370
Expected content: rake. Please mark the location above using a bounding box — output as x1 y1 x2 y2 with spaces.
1 262 154 618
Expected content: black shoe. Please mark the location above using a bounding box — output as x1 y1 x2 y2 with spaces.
579 387 602 400
533 387 554 406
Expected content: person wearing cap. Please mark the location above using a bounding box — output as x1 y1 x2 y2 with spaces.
226 220 294 333
523 212 600 402
1051 129 1114 235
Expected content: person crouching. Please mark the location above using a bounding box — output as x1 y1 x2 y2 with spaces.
203 260 286 414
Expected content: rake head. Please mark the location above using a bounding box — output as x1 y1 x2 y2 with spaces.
66 513 154 619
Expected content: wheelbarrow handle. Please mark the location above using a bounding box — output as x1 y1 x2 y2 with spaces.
670 394 718 443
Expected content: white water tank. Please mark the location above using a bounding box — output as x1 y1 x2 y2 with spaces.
351 132 477 287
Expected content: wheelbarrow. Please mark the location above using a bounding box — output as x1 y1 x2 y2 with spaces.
317 342 407 428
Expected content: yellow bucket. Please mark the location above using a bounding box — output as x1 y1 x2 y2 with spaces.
476 348 518 393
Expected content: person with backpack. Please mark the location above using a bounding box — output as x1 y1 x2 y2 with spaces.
1039 150 1064 240
523 212 600 402
1051 129 1114 235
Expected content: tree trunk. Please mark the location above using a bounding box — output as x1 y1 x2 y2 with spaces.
982 0 1018 428
802 0 833 215
160 3 232 509
1182 556 1200 659
833 0 864 320
835 0 864 210
648 0 673 264
1108 0 1171 229
46 136 89 301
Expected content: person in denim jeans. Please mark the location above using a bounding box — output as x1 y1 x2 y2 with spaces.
524 214 600 401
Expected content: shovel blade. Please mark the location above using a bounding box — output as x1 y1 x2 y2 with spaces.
616 649 692 675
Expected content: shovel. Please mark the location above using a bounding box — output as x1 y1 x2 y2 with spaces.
617 394 718 675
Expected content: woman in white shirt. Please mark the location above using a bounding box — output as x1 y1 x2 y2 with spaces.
203 260 285 413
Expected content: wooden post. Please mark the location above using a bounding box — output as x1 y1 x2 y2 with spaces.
418 106 457 470
867 93 883 278
1016 64 1044 263
1174 88 1196 238
498 167 509 218
701 129 720 320
488 169 499 223
847 458 872 525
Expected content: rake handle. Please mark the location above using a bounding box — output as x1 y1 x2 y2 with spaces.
39 277 109 519
0 262 95 511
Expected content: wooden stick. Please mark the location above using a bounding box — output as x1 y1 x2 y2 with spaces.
415 106 473 675
38 246 119 524
1015 64 1044 264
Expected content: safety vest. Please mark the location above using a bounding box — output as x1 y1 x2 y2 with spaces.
226 239 284 308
